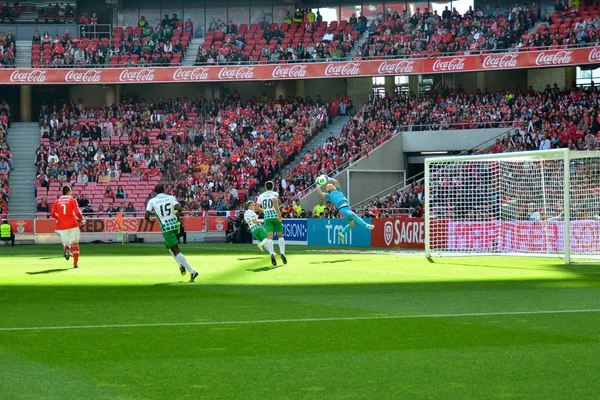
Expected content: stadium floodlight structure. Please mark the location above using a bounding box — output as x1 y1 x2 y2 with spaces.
425 149 600 263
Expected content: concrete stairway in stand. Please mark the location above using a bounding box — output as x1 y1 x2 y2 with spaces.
182 38 203 66
285 116 350 174
15 40 32 68
6 122 40 217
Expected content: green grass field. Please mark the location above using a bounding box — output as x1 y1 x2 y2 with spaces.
1 243 600 400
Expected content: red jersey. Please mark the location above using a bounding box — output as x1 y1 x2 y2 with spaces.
51 196 84 230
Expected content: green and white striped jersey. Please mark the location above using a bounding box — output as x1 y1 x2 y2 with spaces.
146 193 179 233
257 191 279 219
243 210 262 232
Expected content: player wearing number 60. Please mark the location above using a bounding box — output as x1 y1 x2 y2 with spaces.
145 184 199 283
51 185 86 268
316 177 374 244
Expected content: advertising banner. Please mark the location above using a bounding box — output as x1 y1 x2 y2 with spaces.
1 48 598 85
446 220 600 253
35 216 206 234
9 219 34 234
251 218 308 245
371 216 425 249
307 218 372 247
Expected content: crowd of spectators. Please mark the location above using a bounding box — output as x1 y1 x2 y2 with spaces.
0 99 12 217
31 14 191 67
197 9 365 65
273 81 600 219
34 93 333 216
106 14 191 67
360 2 600 59
0 31 16 68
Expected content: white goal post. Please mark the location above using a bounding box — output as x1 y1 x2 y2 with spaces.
425 149 600 263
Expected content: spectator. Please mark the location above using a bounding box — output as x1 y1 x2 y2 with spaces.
124 202 136 213
115 185 126 201
37 197 50 213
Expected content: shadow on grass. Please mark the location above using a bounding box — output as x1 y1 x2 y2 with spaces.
26 268 71 275
238 257 264 261
247 266 282 273
309 259 353 264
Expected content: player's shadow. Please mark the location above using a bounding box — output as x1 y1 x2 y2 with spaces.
247 266 282 273
309 259 353 264
238 257 264 261
26 268 71 275
38 257 55 260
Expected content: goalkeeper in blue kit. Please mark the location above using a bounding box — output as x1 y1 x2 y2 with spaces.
316 177 374 243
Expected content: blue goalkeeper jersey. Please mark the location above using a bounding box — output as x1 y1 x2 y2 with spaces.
325 188 349 210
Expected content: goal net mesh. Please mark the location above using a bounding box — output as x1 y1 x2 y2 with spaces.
427 151 600 260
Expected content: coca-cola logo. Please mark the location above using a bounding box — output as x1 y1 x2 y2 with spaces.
217 66 256 80
172 67 209 81
65 69 102 83
272 64 307 79
588 47 600 62
118 68 156 82
377 60 416 75
535 51 572 66
10 69 47 83
324 62 361 76
481 54 519 69
432 58 466 72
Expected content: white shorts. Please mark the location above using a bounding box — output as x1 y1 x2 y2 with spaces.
55 227 80 246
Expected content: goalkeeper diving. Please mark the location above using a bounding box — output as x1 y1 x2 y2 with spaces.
244 201 270 251
316 176 374 244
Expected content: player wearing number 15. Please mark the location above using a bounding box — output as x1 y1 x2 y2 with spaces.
145 184 199 282
50 185 85 268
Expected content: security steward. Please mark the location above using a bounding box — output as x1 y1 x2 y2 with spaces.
1 219 15 247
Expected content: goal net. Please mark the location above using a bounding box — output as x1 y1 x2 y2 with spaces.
425 149 600 263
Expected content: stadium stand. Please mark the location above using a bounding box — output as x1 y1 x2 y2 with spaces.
31 14 190 67
360 3 600 58
34 95 329 216
0 31 16 68
293 82 600 218
0 99 12 217
0 1 77 24
196 9 365 65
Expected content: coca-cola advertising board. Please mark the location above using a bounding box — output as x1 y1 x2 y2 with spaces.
2 47 600 84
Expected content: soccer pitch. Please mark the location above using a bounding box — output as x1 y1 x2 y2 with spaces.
1 244 600 400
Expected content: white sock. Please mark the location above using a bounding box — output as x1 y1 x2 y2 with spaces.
266 239 275 255
168 249 179 263
278 237 286 255
260 238 269 247
175 253 197 274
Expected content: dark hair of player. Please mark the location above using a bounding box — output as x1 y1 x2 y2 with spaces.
245 200 254 209
154 184 164 194
62 185 72 195
265 181 274 190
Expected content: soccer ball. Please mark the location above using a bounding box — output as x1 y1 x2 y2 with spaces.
316 175 328 186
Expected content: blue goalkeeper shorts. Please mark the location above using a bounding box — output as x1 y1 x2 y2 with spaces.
338 206 356 222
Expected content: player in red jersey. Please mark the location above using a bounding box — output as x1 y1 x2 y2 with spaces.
50 185 85 268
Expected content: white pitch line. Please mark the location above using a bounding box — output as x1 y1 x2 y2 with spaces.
1 309 600 332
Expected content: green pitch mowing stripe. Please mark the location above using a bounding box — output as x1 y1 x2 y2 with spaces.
1 244 600 400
